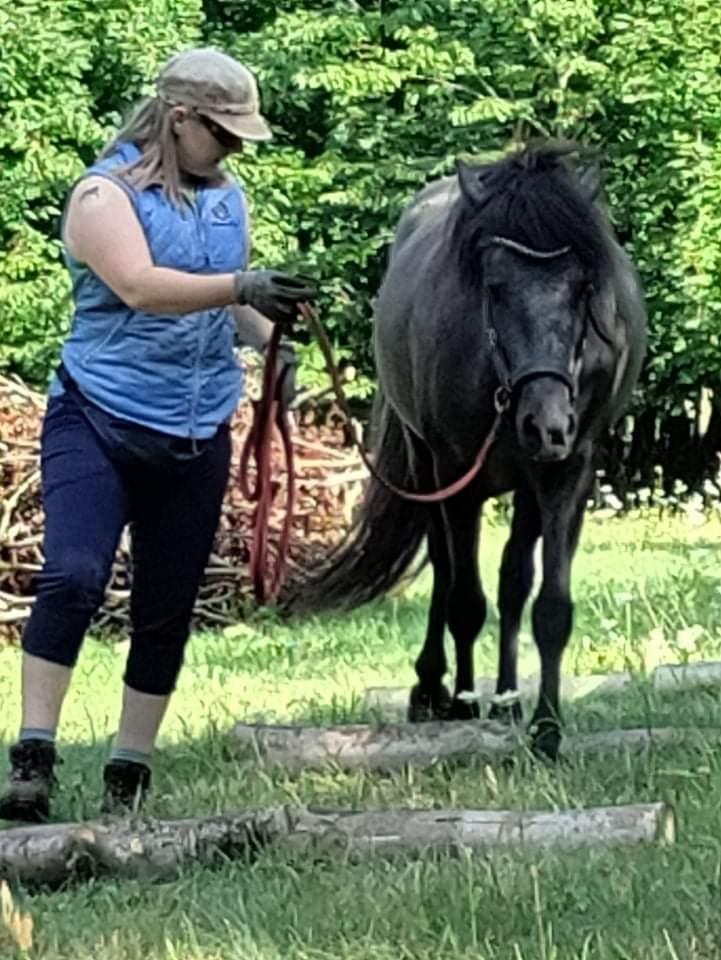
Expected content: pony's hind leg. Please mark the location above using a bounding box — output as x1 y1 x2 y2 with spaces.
444 485 487 720
491 487 541 725
410 471 486 722
408 457 486 723
409 507 453 721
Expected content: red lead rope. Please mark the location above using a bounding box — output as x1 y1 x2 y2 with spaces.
298 303 504 503
240 303 503 605
238 325 295 605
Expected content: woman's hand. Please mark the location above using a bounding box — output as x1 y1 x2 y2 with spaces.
234 270 318 326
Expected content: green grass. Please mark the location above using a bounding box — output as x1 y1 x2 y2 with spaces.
3 510 721 959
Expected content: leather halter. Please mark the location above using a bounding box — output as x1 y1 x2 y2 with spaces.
481 236 585 410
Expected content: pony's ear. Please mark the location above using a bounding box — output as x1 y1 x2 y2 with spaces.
456 159 487 206
577 161 603 204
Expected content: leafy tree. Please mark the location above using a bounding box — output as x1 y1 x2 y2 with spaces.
3 0 721 475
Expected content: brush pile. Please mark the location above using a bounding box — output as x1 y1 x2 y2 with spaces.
0 365 367 644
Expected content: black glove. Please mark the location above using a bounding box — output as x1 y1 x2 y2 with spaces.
262 340 297 411
234 270 318 326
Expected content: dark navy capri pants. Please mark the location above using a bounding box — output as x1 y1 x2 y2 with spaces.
22 392 231 696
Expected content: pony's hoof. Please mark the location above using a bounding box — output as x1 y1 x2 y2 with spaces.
408 684 453 722
450 697 480 721
529 719 562 763
488 700 523 726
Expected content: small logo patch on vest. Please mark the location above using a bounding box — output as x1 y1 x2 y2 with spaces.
211 201 231 222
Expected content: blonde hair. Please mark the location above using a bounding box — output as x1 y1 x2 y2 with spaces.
99 96 225 207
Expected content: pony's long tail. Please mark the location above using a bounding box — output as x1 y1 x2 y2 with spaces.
283 393 429 614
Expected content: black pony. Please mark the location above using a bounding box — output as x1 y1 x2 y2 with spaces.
290 142 647 759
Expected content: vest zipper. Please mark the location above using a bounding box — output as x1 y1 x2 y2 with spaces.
188 190 205 450
190 311 208 450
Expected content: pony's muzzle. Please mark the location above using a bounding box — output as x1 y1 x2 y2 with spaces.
516 378 577 462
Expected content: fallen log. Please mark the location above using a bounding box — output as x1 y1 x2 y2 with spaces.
653 661 721 690
0 810 280 887
288 802 676 853
228 719 717 772
363 672 634 718
0 802 674 886
362 659 721 719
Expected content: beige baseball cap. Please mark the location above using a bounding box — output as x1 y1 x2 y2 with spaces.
156 47 272 141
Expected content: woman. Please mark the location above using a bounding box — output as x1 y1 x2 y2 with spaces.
0 47 317 822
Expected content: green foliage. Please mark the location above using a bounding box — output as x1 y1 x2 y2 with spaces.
0 0 202 383
0 0 96 382
595 0 721 412
2 0 720 422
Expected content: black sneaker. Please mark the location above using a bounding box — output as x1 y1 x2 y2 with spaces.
0 739 58 823
100 759 151 816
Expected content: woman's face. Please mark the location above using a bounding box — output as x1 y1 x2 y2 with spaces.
171 106 243 179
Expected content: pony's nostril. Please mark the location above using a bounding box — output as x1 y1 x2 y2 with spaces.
568 414 576 435
522 414 542 451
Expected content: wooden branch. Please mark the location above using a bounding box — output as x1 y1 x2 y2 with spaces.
0 562 42 573
294 457 362 471
0 439 41 452
289 437 354 459
0 376 46 406
653 661 721 690
0 802 674 886
187 607 239 626
229 720 717 772
0 536 43 549
0 470 40 540
301 469 369 488
291 384 336 407
0 609 33 624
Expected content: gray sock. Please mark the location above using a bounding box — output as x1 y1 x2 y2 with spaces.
109 747 152 767
19 727 56 744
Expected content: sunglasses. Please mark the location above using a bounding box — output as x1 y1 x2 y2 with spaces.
195 113 243 151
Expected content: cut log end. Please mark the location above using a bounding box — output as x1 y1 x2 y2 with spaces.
656 802 677 845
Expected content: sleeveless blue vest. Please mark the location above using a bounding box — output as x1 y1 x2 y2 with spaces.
53 141 247 439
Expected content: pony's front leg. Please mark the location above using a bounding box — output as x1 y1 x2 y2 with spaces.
530 454 593 760
491 487 541 725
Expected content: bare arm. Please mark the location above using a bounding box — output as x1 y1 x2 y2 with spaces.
63 176 236 315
